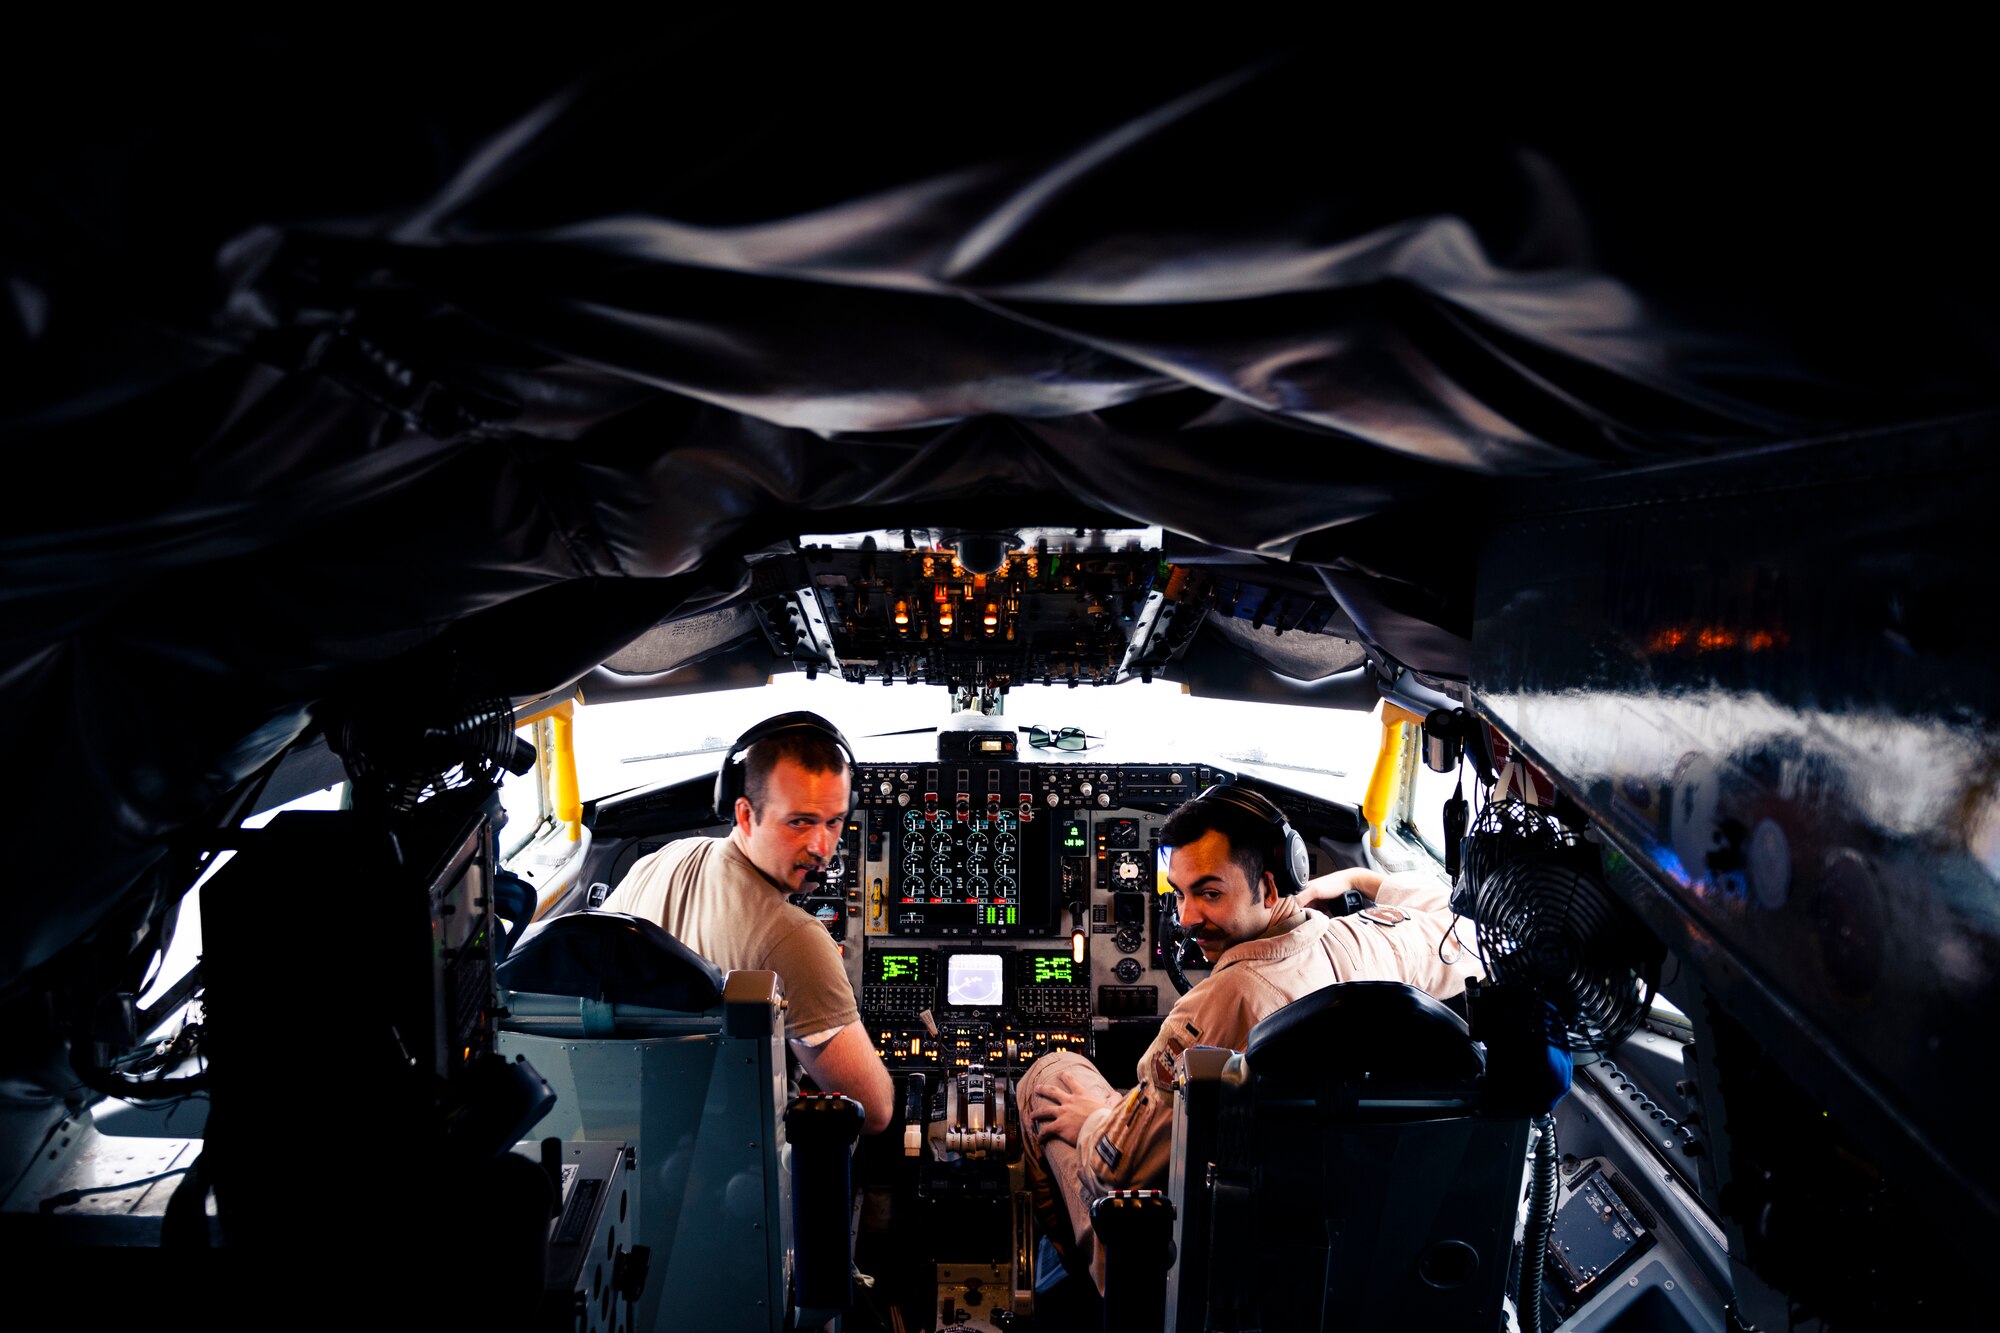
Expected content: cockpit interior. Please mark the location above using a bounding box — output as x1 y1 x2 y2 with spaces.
4 26 1996 1333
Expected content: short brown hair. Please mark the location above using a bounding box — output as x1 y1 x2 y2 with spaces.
1160 795 1270 890
743 731 850 814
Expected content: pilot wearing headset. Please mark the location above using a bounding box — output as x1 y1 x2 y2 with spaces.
599 712 895 1134
1019 785 1482 1292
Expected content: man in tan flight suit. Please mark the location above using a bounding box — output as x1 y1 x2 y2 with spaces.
1017 787 1482 1291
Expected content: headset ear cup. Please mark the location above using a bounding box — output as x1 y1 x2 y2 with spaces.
1280 825 1309 896
713 710 858 823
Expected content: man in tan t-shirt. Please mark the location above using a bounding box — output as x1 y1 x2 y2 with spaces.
1017 789 1482 1290
601 716 894 1133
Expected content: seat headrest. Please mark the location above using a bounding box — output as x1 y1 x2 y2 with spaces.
1244 981 1483 1086
496 909 726 1011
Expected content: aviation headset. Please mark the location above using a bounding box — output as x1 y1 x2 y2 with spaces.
713 711 859 823
1192 784 1311 898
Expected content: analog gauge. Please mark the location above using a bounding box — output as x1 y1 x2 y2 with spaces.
966 833 989 859
968 874 989 896
1115 958 1144 983
1113 851 1145 883
995 834 1016 860
1113 925 1143 954
993 810 1016 831
933 852 953 875
1103 818 1140 849
995 871 1016 894
904 810 925 834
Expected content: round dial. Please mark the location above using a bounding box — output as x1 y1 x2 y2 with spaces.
1113 925 1144 954
995 834 1016 860
932 854 953 879
965 833 989 859
1115 958 1144 983
992 809 1017 832
1112 851 1145 883
903 810 925 834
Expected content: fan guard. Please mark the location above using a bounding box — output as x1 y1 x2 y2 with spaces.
1475 854 1660 1054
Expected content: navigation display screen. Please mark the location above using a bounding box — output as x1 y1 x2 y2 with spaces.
945 953 1005 1007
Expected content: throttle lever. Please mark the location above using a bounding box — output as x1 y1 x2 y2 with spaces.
902 1073 929 1157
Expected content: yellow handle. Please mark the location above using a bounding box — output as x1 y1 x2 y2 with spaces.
538 699 582 842
1361 704 1427 847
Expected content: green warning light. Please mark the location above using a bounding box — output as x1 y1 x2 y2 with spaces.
1062 820 1087 852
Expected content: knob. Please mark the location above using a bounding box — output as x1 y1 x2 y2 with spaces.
1170 771 1184 785
1045 791 1061 807
898 791 911 806
1079 781 1093 797
1096 792 1112 808
880 780 895 796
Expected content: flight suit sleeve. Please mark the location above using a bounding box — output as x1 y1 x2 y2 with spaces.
1324 870 1482 998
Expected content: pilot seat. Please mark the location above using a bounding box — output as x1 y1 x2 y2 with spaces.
496 909 864 1333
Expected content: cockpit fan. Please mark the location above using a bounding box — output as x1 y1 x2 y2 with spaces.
1454 795 1585 918
327 655 537 816
1472 853 1663 1055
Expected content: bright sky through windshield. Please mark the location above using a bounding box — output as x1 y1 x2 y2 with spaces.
556 674 1383 812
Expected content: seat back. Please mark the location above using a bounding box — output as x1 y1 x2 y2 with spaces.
1172 982 1531 1333
497 911 790 1333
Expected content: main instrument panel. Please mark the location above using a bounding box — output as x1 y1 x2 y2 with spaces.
825 759 1239 1075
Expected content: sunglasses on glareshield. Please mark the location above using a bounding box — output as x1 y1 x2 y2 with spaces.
1024 726 1095 751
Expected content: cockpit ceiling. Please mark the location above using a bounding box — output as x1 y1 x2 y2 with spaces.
3 31 1995 989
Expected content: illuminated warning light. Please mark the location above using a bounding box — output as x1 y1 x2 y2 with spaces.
1648 624 1791 654
1026 556 1039 578
983 602 999 628
921 556 936 578
939 609 955 630
894 600 910 627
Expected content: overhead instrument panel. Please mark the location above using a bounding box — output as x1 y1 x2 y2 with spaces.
740 528 1353 696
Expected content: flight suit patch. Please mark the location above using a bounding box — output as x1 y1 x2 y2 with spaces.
1183 1020 1202 1040
1096 1136 1123 1171
1359 906 1410 928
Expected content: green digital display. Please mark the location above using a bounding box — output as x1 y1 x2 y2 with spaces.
978 905 1019 926
878 954 921 981
1032 956 1073 984
1061 820 1088 852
